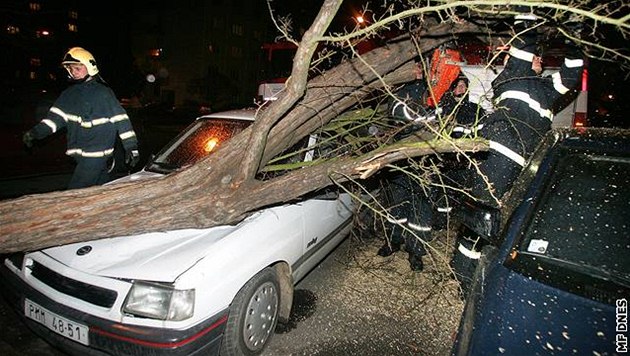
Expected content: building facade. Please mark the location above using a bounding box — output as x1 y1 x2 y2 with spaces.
128 0 273 110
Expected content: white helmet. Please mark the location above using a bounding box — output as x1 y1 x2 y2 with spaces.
62 47 99 76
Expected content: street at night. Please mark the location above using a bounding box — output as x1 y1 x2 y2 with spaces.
1 1 629 355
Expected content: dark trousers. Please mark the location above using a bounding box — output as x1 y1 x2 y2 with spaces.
384 172 433 258
68 157 111 189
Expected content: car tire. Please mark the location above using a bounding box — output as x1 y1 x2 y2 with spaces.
220 267 280 356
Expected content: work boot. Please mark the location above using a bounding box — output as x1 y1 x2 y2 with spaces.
377 242 401 257
408 254 424 271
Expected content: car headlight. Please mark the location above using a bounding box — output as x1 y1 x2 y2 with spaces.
123 281 194 321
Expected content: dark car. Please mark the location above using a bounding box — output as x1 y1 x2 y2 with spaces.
452 128 630 355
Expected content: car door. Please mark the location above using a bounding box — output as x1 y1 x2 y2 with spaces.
300 192 353 254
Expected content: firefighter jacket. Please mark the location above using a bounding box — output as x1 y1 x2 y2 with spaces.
473 33 584 205
30 78 138 159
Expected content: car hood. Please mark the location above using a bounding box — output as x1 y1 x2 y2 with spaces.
40 226 238 282
466 266 616 355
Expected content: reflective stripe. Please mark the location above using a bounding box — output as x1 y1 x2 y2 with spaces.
387 216 408 224
392 101 432 122
452 124 484 135
458 243 481 260
437 207 452 213
391 101 402 116
111 113 129 123
408 223 431 232
50 107 130 128
414 113 436 122
489 140 526 167
49 107 69 122
551 72 570 95
42 119 58 133
403 104 416 121
62 112 83 123
120 131 136 140
66 148 115 157
565 58 584 68
391 101 411 120
515 14 538 21
80 118 111 128
509 46 535 62
495 90 553 121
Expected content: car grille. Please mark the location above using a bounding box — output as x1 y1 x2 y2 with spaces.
30 262 118 308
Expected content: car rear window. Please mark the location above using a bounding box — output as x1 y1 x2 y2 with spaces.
522 153 630 275
508 150 630 302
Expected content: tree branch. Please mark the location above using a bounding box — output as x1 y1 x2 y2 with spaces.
235 0 344 185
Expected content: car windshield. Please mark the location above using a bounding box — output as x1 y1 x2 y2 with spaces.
519 152 630 283
147 118 252 173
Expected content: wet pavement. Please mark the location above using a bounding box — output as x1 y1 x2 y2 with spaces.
262 234 463 355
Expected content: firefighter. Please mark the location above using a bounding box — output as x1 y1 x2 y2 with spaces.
22 47 140 189
380 53 489 271
379 59 433 271
439 75 487 137
471 15 584 204
452 11 585 291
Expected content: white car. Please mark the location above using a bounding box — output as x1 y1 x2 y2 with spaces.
1 108 356 355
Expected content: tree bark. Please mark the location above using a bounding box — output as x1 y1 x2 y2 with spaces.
0 17 484 253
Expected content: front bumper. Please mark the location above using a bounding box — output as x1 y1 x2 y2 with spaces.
0 256 227 356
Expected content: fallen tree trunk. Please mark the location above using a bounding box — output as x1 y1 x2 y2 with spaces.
0 137 487 253
0 4 484 253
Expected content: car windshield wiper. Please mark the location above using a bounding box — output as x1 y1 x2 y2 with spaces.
146 160 180 173
532 253 630 289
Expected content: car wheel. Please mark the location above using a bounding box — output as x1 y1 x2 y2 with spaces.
220 267 280 356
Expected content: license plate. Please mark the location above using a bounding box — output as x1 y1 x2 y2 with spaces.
24 299 89 346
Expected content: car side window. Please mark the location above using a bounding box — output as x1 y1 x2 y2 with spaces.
258 134 322 180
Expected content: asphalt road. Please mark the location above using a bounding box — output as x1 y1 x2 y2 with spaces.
262 233 463 356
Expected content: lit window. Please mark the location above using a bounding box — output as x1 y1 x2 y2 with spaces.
30 71 37 80
68 23 78 32
29 2 41 11
7 25 20 35
149 48 162 57
35 29 51 38
232 24 243 36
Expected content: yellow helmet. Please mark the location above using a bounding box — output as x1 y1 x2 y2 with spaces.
62 47 99 76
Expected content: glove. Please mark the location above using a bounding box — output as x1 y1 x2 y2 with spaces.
22 131 35 148
125 148 140 168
